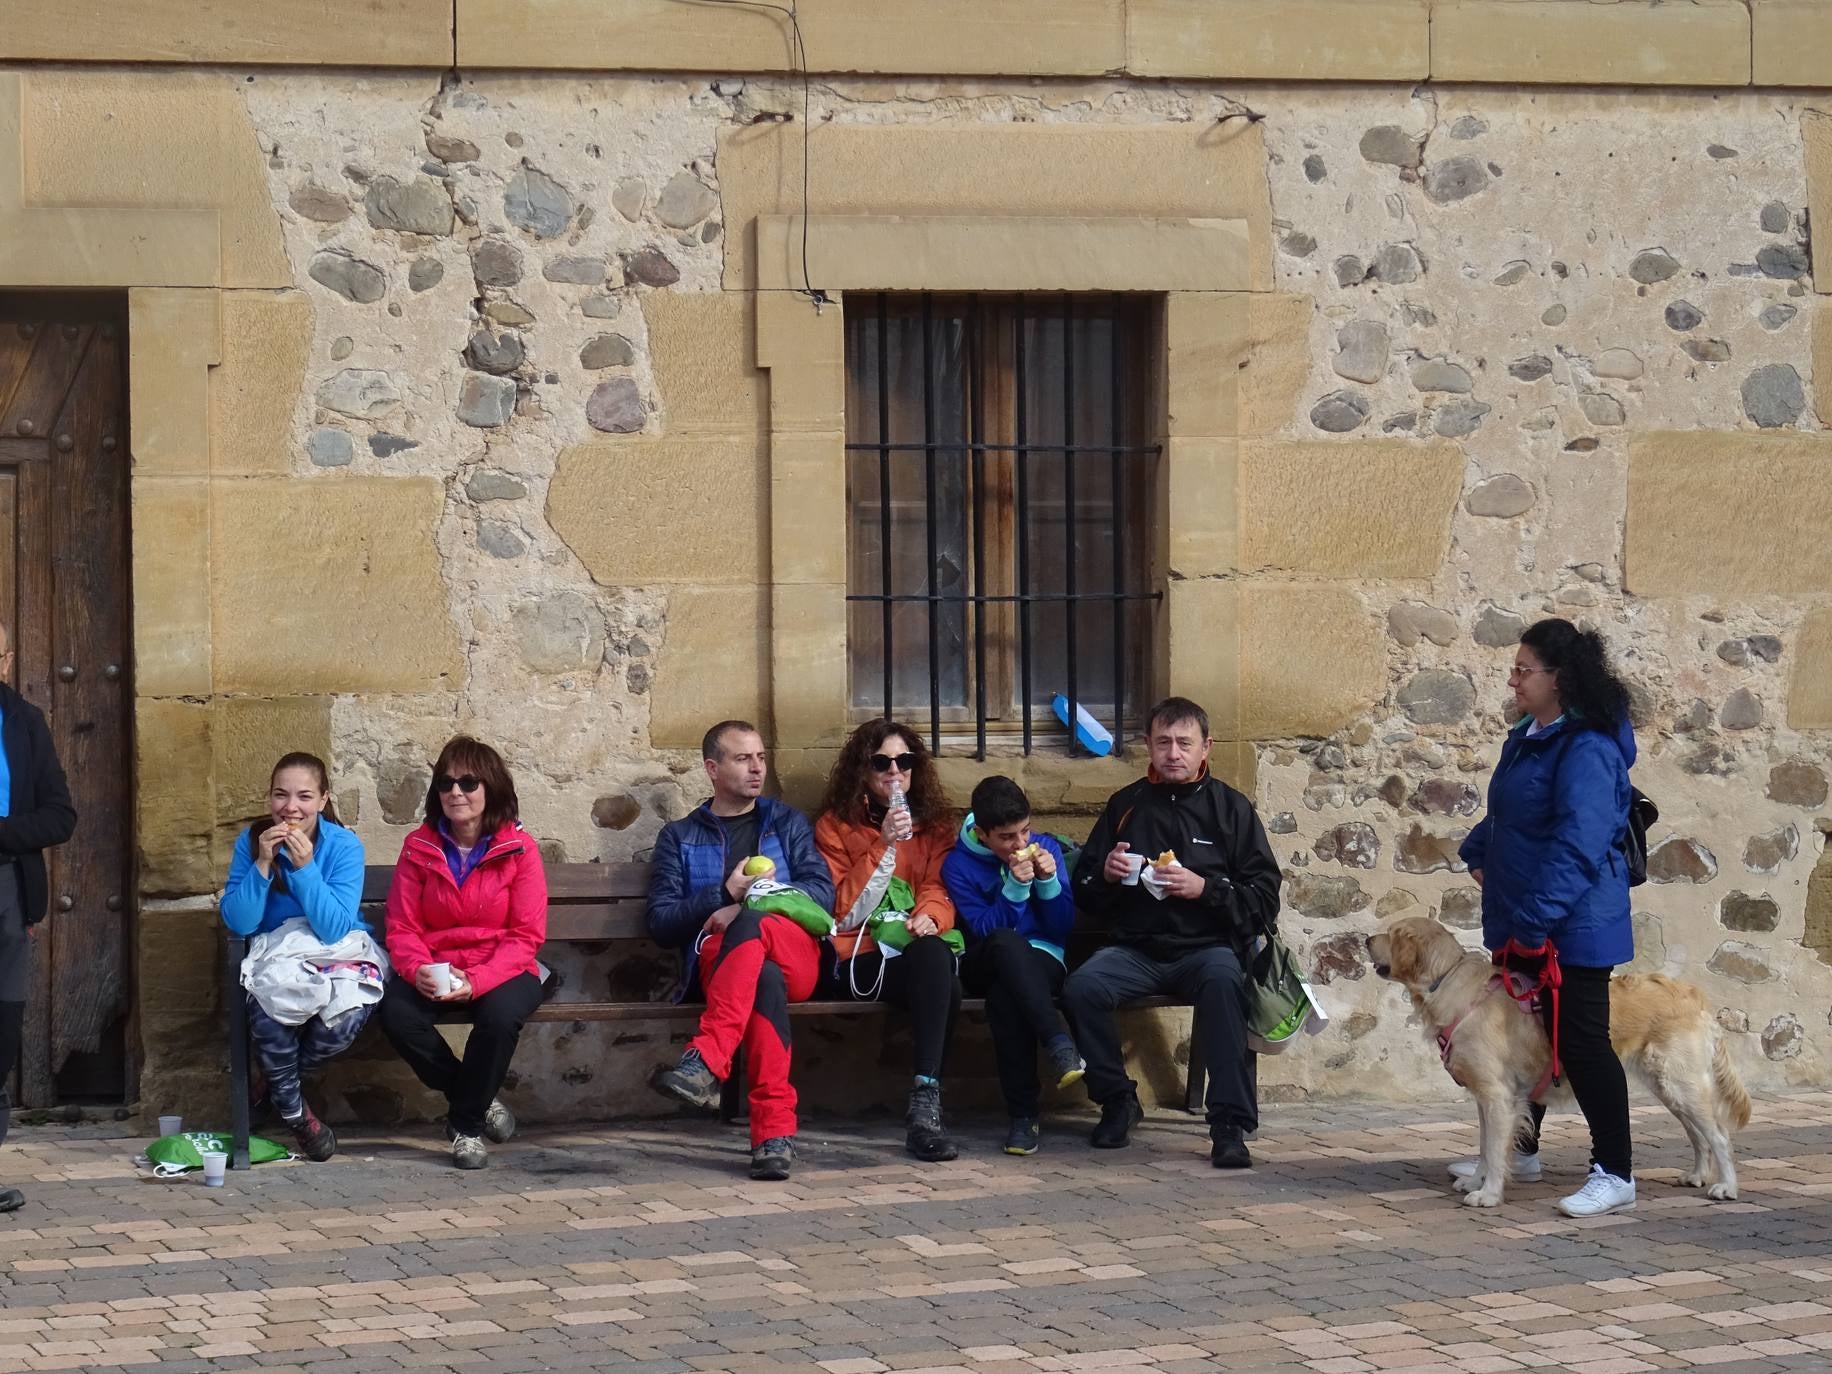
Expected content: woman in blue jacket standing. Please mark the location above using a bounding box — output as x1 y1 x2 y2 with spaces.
941 776 1084 1157
1457 618 1637 1217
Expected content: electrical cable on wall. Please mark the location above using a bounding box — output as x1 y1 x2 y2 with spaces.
678 0 829 310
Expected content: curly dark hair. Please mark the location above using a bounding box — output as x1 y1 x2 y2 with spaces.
1519 618 1631 732
817 719 956 837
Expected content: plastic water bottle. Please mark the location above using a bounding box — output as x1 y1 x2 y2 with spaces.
888 781 907 841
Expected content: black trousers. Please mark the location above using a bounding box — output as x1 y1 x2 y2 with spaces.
0 868 28 1155
1516 962 1632 1179
828 934 961 1081
378 972 544 1137
960 929 1069 1118
1063 943 1255 1137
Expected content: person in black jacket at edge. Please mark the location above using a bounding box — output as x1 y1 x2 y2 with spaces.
1066 696 1279 1169
0 620 79 1214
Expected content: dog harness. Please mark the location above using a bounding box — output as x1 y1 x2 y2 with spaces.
1433 940 1563 1103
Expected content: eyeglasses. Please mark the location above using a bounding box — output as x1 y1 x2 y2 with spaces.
1507 666 1553 682
435 774 483 794
868 752 914 774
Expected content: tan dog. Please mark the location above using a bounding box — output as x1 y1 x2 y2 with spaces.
1366 917 1750 1208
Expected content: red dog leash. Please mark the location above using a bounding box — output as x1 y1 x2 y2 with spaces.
1435 939 1563 1102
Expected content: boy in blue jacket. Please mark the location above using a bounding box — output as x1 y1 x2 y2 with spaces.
942 776 1085 1155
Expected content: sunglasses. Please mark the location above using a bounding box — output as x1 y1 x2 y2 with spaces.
869 753 914 774
435 774 483 795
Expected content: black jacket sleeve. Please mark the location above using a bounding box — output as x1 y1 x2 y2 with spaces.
1209 787 1280 937
0 705 75 854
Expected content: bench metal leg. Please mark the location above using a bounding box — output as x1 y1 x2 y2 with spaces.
226 937 251 1170
1184 1001 1208 1115
719 1047 745 1124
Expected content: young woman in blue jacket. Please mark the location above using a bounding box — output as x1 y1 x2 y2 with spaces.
1457 619 1638 1218
941 775 1084 1156
220 752 369 1161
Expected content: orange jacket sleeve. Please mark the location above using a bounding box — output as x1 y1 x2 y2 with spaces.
816 811 891 920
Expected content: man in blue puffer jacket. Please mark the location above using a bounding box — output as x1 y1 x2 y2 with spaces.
646 721 833 1181
1456 618 1639 1219
941 775 1085 1157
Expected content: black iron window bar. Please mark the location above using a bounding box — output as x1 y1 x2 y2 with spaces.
846 292 1163 760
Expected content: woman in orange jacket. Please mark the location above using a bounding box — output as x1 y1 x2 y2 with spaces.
814 719 963 1162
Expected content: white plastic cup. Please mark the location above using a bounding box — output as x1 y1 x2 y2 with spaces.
425 962 454 997
157 1114 183 1137
1119 852 1146 886
200 1150 228 1187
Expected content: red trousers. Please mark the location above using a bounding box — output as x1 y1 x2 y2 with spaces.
691 910 820 1146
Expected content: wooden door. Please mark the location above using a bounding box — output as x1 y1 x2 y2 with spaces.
0 293 133 1106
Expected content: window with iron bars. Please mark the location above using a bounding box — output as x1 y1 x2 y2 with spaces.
844 292 1163 759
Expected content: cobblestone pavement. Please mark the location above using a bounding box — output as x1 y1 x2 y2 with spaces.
3 1092 1832 1373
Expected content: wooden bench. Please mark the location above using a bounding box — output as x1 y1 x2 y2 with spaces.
224 860 1220 1168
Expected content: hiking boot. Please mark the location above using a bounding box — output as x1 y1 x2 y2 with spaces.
482 1098 516 1144
1210 1128 1252 1170
1004 1117 1041 1156
1090 1093 1144 1149
1557 1164 1636 1218
1448 1151 1541 1183
1046 1037 1087 1091
0 1188 22 1214
450 1133 488 1170
286 1108 337 1163
904 1080 959 1163
750 1136 795 1181
651 1048 722 1111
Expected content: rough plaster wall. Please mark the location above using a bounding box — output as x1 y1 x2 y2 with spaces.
229 71 1831 1123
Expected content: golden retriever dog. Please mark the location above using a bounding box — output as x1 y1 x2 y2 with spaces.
1366 917 1750 1208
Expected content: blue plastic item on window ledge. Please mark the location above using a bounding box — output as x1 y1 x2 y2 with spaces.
1052 694 1114 756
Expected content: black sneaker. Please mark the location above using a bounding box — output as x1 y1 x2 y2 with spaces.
750 1136 795 1181
1004 1117 1041 1156
1090 1093 1144 1149
286 1108 337 1163
1210 1129 1252 1170
0 1187 22 1214
1046 1038 1087 1091
905 1081 959 1163
651 1048 721 1111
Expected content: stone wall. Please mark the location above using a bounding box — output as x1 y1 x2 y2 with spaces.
9 59 1832 1124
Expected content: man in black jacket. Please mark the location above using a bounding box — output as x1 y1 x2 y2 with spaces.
0 622 79 1214
1066 696 1279 1168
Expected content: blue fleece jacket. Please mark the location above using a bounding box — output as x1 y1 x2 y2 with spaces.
940 815 1076 963
1458 713 1636 967
220 816 369 941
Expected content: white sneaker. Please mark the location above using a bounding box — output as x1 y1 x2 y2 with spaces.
1557 1164 1636 1217
1448 1152 1542 1182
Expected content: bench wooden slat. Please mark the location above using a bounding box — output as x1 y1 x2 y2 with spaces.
360 860 652 904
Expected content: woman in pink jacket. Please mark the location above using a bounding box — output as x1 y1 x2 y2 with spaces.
378 736 548 1169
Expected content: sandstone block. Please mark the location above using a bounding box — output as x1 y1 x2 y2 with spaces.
1431 0 1751 86
211 696 334 847
212 290 312 476
5 0 452 65
1755 1 1832 86
213 478 462 694
548 439 765 586
1626 432 1832 595
1239 584 1383 741
642 291 768 438
1239 440 1462 579
136 700 214 897
1789 609 1832 729
1808 113 1832 292
1128 0 1427 79
649 585 769 749
718 121 1273 292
